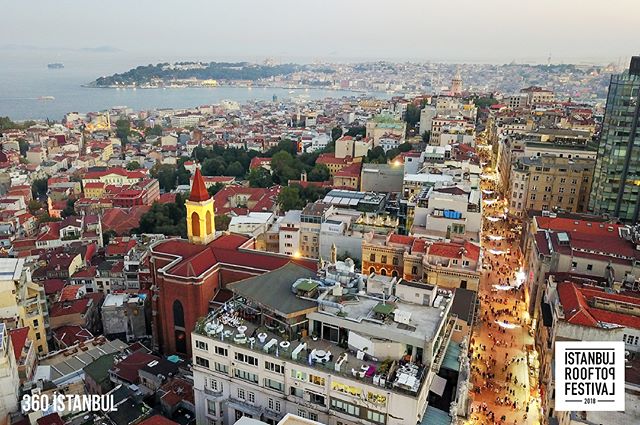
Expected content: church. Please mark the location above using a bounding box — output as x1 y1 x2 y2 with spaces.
150 168 317 356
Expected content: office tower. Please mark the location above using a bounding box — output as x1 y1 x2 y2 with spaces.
590 56 640 221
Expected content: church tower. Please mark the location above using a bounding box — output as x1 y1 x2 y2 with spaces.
451 68 463 96
186 168 216 245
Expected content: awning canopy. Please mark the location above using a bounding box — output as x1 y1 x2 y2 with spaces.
430 374 447 396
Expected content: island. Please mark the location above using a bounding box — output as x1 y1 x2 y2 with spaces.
88 61 335 88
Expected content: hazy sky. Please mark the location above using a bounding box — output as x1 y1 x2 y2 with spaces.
2 0 639 64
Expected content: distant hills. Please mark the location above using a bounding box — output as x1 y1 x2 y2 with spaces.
91 62 312 87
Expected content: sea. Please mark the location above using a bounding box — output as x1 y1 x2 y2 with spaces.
0 52 388 121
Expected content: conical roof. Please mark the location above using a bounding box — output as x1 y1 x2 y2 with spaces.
189 168 210 202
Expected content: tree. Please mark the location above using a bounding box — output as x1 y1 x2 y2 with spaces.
31 178 48 199
421 131 431 144
126 161 141 170
277 186 304 211
135 202 186 237
102 229 117 245
331 126 343 142
202 157 227 176
18 139 29 157
207 183 225 196
345 126 366 137
145 124 164 137
115 119 131 153
308 164 329 182
247 168 273 188
61 199 77 218
405 104 421 128
28 200 43 214
365 146 387 164
226 161 245 177
215 214 231 231
398 142 412 152
151 164 177 191
37 213 61 224
0 117 36 131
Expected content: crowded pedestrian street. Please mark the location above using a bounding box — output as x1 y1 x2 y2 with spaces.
466 143 542 425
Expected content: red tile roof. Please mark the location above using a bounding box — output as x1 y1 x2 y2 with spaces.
106 238 137 257
111 351 159 383
152 233 316 278
37 413 65 425
8 327 29 361
427 241 480 262
43 279 65 295
137 416 180 425
388 233 415 246
59 284 84 302
49 298 92 317
189 168 210 202
557 281 640 329
52 325 94 347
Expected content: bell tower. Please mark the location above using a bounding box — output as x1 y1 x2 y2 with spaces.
186 168 216 245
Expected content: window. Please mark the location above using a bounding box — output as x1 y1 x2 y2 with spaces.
195 340 208 351
571 261 577 268
173 300 185 327
392 257 399 266
237 388 245 400
35 332 41 340
290 387 304 398
587 264 593 271
309 374 325 386
462 260 470 267
195 357 210 368
214 362 228 374
558 187 564 193
33 319 39 326
560 178 566 184
557 196 563 203
297 409 307 419
275 400 281 412
234 369 259 384
214 346 228 357
381 255 387 263
265 361 284 374
268 398 276 411
235 353 258 366
264 378 284 392
207 400 216 416
367 411 386 424
331 398 360 417
308 392 325 406
248 392 255 403
369 253 375 262
208 378 219 391
291 369 307 381
309 413 318 421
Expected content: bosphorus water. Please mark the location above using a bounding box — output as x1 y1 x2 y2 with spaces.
0 53 386 121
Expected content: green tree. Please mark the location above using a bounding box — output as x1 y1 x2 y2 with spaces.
115 119 131 154
226 161 245 177
247 168 273 188
331 126 343 142
102 229 117 245
421 131 431 144
151 164 177 191
126 161 141 170
345 126 366 137
135 202 186 237
28 199 43 214
308 164 329 182
215 214 231 231
405 104 421 128
207 183 225 196
37 213 61 224
145 124 164 137
0 117 36 131
365 146 387 164
31 178 48 199
18 139 29 157
277 186 304 210
398 142 412 152
61 199 77 218
202 157 227 176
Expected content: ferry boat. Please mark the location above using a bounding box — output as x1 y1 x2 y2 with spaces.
38 96 55 101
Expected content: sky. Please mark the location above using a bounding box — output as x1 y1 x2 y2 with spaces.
2 0 639 64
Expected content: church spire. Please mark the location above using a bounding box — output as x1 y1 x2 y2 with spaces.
190 168 210 202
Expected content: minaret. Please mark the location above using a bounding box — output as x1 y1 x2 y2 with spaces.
451 69 463 96
186 168 216 245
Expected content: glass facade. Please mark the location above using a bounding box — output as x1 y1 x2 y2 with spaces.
590 57 640 222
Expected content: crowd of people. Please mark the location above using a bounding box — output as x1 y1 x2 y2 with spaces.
466 158 540 425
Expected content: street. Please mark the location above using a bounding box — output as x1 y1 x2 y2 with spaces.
466 143 542 425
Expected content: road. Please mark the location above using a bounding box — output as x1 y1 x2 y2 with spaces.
465 142 542 425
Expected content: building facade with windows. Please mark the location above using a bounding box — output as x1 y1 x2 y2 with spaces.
590 56 640 222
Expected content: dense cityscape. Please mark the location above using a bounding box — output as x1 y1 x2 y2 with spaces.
1 45 640 425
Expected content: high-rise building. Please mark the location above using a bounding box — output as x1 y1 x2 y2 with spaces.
590 56 640 221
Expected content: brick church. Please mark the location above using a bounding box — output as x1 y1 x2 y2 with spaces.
150 168 316 356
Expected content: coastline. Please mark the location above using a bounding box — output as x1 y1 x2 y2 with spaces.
81 82 378 94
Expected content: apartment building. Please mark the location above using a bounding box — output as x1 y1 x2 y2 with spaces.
508 155 594 217
0 258 49 355
411 183 482 242
299 202 334 259
0 323 20 420
191 262 459 425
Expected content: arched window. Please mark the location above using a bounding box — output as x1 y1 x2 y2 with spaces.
369 267 375 274
191 211 200 237
205 210 213 235
392 270 398 278
173 300 185 328
380 269 387 276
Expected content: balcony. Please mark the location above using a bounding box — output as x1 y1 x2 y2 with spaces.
431 315 456 372
203 386 223 397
